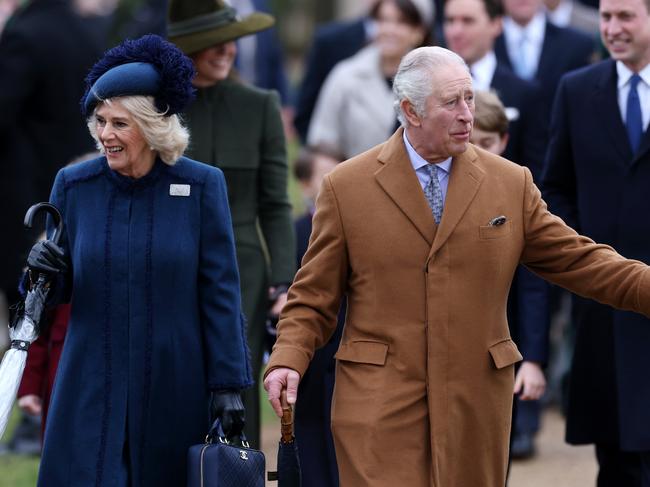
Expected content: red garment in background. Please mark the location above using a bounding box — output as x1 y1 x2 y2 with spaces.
17 304 70 436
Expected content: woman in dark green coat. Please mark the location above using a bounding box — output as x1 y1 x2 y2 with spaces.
168 0 296 448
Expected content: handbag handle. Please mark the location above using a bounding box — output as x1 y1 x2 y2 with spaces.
206 419 250 447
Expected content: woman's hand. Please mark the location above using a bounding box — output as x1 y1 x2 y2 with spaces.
210 390 245 440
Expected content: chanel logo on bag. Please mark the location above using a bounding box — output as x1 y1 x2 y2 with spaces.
239 450 248 461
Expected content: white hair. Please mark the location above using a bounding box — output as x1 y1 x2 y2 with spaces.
87 96 189 165
393 46 470 126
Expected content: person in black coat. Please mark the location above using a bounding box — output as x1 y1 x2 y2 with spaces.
293 15 372 142
495 0 596 109
0 0 104 307
543 0 650 482
292 145 343 487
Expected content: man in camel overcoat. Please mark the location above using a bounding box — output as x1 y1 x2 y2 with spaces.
264 46 650 486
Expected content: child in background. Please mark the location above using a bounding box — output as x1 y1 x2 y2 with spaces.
292 145 343 487
471 90 548 462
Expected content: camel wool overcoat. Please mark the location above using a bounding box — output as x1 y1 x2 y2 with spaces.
266 129 650 487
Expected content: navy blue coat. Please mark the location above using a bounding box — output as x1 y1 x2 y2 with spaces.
489 66 550 365
491 64 548 180
38 157 253 486
543 60 650 450
495 21 596 110
293 18 367 141
293 212 342 487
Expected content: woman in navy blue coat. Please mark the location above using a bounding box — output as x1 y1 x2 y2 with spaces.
26 35 253 486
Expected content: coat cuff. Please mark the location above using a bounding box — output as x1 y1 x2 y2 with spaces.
263 346 311 380
637 267 650 318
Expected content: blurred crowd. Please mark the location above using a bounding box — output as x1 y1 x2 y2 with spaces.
1 0 650 485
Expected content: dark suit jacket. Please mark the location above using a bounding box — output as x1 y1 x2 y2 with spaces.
491 64 548 180
543 59 650 450
293 18 367 141
0 0 103 303
488 65 550 365
495 21 596 110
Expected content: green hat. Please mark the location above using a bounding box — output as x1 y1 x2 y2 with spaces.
168 0 275 55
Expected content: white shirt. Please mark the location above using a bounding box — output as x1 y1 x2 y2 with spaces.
546 0 573 27
470 51 497 91
617 61 650 131
403 130 452 204
503 12 547 78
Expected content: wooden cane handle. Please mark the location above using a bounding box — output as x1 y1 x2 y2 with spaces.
280 389 294 443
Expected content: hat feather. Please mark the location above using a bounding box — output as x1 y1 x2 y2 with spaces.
82 34 195 116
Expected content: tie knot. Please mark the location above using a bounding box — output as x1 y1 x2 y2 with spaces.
427 164 438 177
630 73 642 89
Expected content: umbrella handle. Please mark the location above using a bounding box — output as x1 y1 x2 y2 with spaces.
24 202 64 245
280 389 294 443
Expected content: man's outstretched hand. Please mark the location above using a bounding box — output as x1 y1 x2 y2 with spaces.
264 367 300 417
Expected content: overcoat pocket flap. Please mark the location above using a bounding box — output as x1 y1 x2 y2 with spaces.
488 339 523 369
479 221 513 239
334 340 389 365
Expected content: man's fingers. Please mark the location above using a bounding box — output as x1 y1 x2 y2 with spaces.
285 370 300 404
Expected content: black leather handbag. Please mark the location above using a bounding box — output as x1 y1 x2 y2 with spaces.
187 420 266 487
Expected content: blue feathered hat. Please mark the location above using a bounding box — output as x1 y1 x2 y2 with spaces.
82 34 196 117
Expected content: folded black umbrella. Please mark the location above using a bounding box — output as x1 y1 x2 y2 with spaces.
268 391 302 487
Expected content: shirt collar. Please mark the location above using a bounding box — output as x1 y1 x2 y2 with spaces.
470 51 497 90
504 11 547 44
616 60 650 89
403 130 452 174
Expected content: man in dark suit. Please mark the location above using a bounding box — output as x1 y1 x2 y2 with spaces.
293 12 374 141
0 0 104 307
443 0 550 459
543 0 650 482
444 0 547 178
495 0 596 109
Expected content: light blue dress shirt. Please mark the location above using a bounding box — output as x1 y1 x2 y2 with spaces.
403 130 453 205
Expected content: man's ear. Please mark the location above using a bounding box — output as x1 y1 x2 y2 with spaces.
401 99 421 127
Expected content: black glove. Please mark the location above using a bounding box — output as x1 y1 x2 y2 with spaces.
27 240 68 275
210 390 245 440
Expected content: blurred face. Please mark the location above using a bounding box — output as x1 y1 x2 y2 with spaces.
191 41 237 87
502 0 542 25
95 101 154 178
300 155 339 205
375 0 426 59
600 0 650 71
470 127 509 154
444 0 502 65
403 63 475 162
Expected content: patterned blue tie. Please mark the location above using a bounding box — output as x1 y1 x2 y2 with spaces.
626 73 643 154
424 164 443 224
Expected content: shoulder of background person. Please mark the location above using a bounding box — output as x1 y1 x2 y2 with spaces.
570 1 601 36
314 16 366 46
218 77 280 107
545 20 596 54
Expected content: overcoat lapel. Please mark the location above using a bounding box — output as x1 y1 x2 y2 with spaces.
375 129 436 245
431 146 485 256
596 61 633 164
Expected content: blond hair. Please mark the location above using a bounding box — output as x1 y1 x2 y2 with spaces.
87 95 189 165
473 90 509 135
